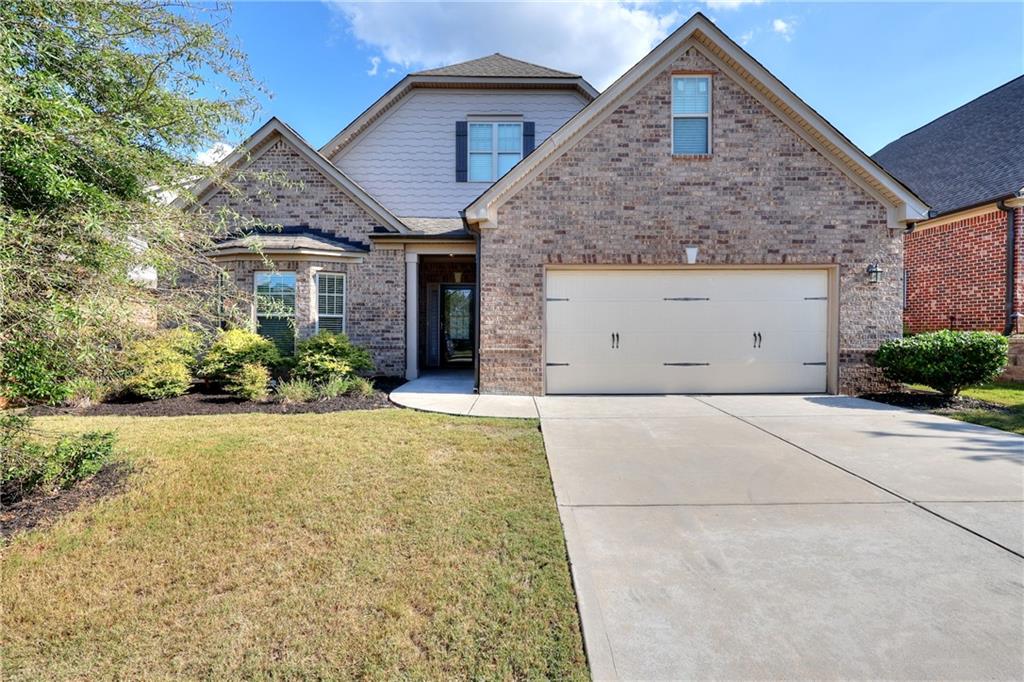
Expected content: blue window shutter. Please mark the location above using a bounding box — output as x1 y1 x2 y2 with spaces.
522 121 535 155
455 121 468 182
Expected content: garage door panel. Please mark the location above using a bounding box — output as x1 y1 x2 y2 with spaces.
545 269 830 394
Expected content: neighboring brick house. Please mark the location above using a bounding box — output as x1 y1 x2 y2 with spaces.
189 13 929 396
873 76 1024 336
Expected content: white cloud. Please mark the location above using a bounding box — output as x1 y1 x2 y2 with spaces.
738 29 755 46
772 18 795 41
326 1 682 90
367 55 381 76
196 142 233 166
704 0 763 10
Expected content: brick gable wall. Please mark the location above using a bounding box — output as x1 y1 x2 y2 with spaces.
479 45 901 395
201 136 406 375
904 207 1023 334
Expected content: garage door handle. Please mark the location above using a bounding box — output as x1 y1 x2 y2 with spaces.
753 332 763 348
611 332 619 349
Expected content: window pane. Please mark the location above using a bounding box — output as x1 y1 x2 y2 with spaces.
256 316 294 355
317 274 345 328
254 272 296 315
318 317 345 334
497 123 521 152
497 152 520 176
469 123 492 151
469 152 492 181
672 118 708 154
672 77 709 115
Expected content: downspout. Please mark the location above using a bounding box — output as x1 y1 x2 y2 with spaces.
997 200 1017 335
460 210 481 393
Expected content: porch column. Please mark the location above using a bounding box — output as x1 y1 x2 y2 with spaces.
405 252 419 380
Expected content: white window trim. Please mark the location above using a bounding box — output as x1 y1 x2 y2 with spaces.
315 272 347 334
252 270 297 327
671 75 712 156
468 121 523 183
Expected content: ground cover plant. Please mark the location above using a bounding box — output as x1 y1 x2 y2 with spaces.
1 411 588 679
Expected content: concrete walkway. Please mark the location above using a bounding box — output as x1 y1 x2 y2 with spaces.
540 394 1024 681
389 370 539 418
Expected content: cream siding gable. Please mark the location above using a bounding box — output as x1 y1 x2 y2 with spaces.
331 89 590 217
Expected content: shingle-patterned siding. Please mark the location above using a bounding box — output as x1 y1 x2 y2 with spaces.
905 207 1023 333
478 46 901 395
202 135 406 375
331 89 589 216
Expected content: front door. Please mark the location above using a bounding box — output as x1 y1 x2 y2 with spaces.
441 285 475 366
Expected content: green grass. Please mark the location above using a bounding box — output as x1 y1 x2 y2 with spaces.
911 381 1024 435
1 411 587 680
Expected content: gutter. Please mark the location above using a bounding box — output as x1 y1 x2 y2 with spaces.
460 210 482 393
997 200 1019 335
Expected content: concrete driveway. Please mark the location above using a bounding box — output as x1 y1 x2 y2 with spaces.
538 395 1024 681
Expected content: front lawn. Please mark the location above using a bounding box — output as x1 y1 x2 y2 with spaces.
951 381 1024 434
1 411 587 679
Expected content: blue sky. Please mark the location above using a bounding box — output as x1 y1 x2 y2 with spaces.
212 1 1023 155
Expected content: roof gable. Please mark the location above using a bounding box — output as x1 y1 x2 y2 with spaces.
412 53 580 78
464 13 928 230
872 75 1024 216
188 117 408 233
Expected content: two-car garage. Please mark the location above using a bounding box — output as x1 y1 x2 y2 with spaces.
544 268 834 394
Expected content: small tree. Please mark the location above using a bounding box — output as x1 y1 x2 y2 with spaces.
0 0 266 403
875 330 1009 396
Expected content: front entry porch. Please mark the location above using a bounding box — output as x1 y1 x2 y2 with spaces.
404 250 477 381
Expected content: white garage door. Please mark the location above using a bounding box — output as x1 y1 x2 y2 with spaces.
545 269 830 394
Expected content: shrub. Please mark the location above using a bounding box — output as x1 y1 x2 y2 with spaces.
293 331 373 384
200 328 281 383
0 340 75 405
1 414 115 504
316 376 351 400
274 378 316 403
875 330 1009 396
227 363 270 402
345 376 375 397
122 327 203 400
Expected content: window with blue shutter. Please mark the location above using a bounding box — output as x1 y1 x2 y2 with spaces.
671 76 711 155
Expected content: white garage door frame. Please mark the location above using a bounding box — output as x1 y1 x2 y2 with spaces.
541 264 841 395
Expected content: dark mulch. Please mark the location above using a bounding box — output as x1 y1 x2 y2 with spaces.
860 391 1010 414
1 462 131 539
24 377 407 418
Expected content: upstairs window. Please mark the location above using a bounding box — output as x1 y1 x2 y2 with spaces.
317 273 346 334
468 122 523 181
254 271 296 354
672 75 711 155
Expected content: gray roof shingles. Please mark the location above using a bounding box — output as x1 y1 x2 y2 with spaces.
872 75 1024 216
211 226 369 255
412 53 579 79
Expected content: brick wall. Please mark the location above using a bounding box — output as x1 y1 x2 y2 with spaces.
202 135 406 375
904 207 1023 334
479 45 901 395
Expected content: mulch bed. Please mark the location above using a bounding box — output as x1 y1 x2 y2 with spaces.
860 391 1010 414
1 462 131 539
24 377 407 418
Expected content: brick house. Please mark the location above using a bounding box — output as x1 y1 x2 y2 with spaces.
188 13 928 396
873 76 1023 336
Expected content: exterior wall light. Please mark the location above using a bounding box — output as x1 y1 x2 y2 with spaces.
866 263 883 284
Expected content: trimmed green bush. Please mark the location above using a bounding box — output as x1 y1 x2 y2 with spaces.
0 340 75 405
875 330 1009 396
200 328 281 383
1 414 115 504
293 331 373 384
274 378 316 403
122 328 202 400
227 363 270 402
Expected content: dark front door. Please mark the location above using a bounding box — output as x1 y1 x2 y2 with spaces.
441 285 475 366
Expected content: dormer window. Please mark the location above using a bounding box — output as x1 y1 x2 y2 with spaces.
671 75 711 155
468 121 523 181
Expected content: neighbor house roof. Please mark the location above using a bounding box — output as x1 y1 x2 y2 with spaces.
208 226 369 260
872 75 1024 217
411 53 579 79
319 57 597 160
185 117 409 233
464 12 929 231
